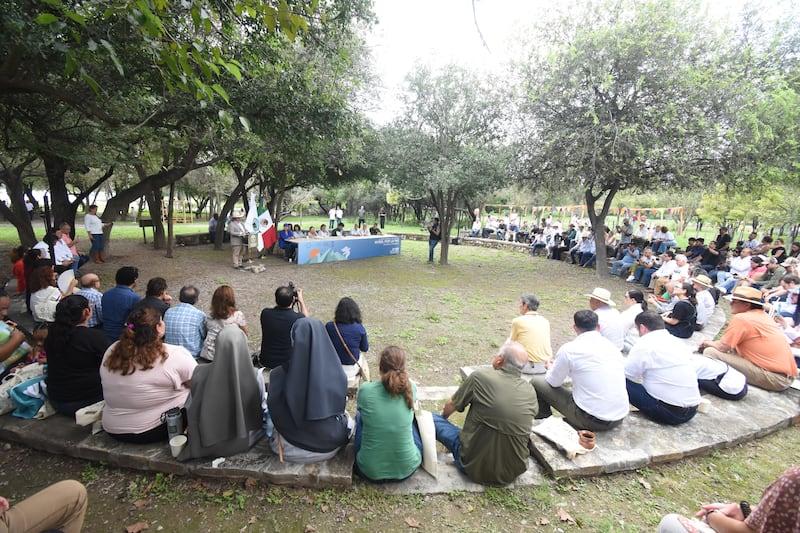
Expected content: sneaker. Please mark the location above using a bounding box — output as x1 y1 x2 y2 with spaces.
717 286 727 294
626 275 635 282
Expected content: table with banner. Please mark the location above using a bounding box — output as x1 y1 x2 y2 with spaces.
289 234 402 265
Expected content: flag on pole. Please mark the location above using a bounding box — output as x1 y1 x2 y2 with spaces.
257 204 277 251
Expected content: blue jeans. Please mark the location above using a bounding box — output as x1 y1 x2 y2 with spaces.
641 267 658 287
655 240 677 254
625 380 697 425
90 234 104 254
428 239 440 262
431 414 465 473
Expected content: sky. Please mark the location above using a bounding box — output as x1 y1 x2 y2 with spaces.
364 0 546 124
362 0 783 125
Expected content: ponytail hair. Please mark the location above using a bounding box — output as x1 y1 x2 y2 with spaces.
627 289 647 311
379 345 414 410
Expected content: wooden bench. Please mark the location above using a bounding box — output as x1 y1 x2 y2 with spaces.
175 233 212 246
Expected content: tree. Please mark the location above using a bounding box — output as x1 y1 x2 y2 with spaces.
381 65 508 264
515 0 720 276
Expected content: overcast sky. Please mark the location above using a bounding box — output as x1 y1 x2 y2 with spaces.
362 0 782 124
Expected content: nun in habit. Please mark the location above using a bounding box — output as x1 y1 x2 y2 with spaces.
179 325 265 460
267 317 353 463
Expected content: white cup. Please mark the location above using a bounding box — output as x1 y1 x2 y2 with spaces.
697 398 711 414
169 434 187 457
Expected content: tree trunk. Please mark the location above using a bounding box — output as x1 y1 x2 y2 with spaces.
145 188 167 249
585 186 618 279
166 182 176 258
0 159 38 246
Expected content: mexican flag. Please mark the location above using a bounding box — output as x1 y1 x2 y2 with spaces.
256 195 277 251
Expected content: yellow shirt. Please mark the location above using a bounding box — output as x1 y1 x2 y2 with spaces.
510 311 553 363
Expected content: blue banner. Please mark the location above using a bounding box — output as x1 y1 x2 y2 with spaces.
293 235 402 265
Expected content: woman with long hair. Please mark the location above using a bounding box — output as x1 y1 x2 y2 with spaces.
29 265 76 323
46 296 110 415
325 297 369 379
100 306 197 443
199 285 248 362
354 346 422 482
662 282 698 339
620 289 648 352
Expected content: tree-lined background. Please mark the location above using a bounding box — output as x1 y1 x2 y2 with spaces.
1 0 798 269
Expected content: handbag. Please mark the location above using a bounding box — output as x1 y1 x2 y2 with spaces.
332 322 370 382
9 375 50 419
0 363 46 415
413 402 438 478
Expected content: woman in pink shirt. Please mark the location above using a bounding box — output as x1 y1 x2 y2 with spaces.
100 306 197 443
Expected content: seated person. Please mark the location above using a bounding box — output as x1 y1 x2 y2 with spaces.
132 277 171 317
531 310 628 431
658 466 800 533
179 325 265 460
508 293 552 372
699 286 797 392
369 223 382 236
267 318 353 463
662 281 697 339
629 247 657 283
29 265 77 323
354 346 422 482
469 215 482 237
620 289 647 352
259 285 308 369
611 243 639 276
331 222 346 236
278 223 297 261
0 289 32 379
587 288 625 350
318 224 329 238
692 275 716 329
45 296 111 416
0 479 87 533
433 341 537 486
691 354 747 401
100 306 197 443
200 285 248 362
325 297 369 379
625 312 701 425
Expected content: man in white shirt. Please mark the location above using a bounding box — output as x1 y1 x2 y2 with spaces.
653 254 690 295
715 248 753 293
587 287 625 350
531 310 628 431
83 204 108 263
625 311 701 425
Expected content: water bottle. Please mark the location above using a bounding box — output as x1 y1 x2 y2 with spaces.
164 407 184 441
264 411 274 438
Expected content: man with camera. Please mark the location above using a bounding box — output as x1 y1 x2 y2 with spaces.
258 284 309 369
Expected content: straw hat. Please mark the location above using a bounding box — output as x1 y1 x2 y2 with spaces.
781 257 799 268
730 286 763 306
586 287 616 307
231 208 245 218
693 274 713 288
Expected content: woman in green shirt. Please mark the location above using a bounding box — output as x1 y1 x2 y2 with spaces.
354 346 422 482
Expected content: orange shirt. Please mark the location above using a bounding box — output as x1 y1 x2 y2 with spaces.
721 309 797 376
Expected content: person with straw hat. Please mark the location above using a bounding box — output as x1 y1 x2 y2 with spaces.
691 274 716 330
587 288 624 350
699 286 797 392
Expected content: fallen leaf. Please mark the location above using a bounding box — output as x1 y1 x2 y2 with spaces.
303 526 316 533
190 480 204 490
132 499 149 510
320 504 329 513
244 477 258 490
538 517 551 525
347 516 355 522
248 516 257 525
404 517 420 528
125 522 149 533
638 477 652 491
557 508 576 525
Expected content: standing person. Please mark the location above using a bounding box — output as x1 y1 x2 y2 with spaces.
199 285 248 362
258 285 309 369
84 204 110 263
379 206 386 229
357 205 366 226
45 296 110 415
433 341 538 486
335 204 343 226
101 266 141 343
427 217 441 263
531 310 628 431
328 206 336 229
164 286 206 360
208 213 219 242
228 210 246 269
354 346 422 482
508 293 552 373
100 306 197 443
325 297 369 379
24 198 34 220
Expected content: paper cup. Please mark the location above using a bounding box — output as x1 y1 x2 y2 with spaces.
169 435 187 457
697 398 711 414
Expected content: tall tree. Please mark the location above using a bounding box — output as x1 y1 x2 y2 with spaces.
382 65 508 264
515 0 719 276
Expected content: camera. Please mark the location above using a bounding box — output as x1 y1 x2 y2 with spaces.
288 280 298 299
287 281 301 312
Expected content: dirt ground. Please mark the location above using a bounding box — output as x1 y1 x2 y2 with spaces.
2 237 799 532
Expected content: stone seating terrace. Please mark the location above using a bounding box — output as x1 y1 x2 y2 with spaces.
2 295 798 494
